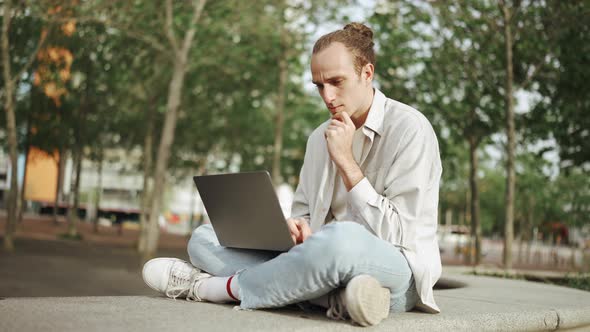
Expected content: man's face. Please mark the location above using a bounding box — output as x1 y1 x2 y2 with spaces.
311 42 373 121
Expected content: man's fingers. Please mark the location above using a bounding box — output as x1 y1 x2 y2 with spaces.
330 119 345 127
291 225 301 238
294 219 312 243
300 222 312 241
340 111 355 126
332 112 345 122
326 123 345 135
324 127 338 139
287 219 301 239
295 224 304 243
333 111 355 128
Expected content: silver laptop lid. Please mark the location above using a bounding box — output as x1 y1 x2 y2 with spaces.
193 171 294 252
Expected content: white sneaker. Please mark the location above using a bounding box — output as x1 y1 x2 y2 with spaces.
326 275 391 326
142 257 211 301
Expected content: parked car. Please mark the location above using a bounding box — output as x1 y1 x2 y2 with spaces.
438 225 470 254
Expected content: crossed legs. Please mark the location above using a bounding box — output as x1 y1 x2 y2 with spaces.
186 222 418 313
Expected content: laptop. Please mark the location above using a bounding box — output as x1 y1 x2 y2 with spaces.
193 171 295 252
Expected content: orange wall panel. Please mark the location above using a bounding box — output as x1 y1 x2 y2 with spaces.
24 147 59 202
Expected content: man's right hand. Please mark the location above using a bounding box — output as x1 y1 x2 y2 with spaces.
286 218 312 244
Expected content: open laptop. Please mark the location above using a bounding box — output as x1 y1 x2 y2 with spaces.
193 171 295 252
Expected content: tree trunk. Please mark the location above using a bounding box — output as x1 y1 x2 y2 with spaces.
272 57 287 185
18 119 31 225
138 105 155 253
463 187 471 264
67 147 81 238
468 133 482 265
93 149 103 233
445 209 452 227
73 146 82 232
53 148 66 224
189 161 207 231
142 0 206 261
271 12 288 185
188 176 196 228
525 195 534 264
144 61 188 260
2 0 18 251
67 58 92 238
501 3 516 270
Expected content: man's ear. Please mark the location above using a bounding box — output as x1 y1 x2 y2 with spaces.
363 63 374 84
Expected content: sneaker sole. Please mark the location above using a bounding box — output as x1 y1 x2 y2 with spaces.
344 275 390 326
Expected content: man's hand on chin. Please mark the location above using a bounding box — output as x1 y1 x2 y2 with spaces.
324 111 364 191
324 111 356 167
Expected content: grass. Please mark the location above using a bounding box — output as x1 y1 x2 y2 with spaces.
58 232 84 241
551 274 590 292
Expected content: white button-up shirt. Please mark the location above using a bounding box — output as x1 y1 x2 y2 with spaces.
291 89 443 313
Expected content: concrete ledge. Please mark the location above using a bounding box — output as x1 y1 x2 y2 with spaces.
1 273 589 331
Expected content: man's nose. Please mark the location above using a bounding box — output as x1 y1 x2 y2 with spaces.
322 85 336 105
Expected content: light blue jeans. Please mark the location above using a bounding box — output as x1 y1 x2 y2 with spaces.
187 221 418 312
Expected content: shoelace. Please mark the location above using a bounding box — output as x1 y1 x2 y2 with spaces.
164 262 207 300
186 272 212 302
326 291 348 321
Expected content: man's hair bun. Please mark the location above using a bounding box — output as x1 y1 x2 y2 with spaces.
313 22 376 75
343 23 373 40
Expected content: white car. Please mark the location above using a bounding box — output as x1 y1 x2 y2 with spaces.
438 225 470 254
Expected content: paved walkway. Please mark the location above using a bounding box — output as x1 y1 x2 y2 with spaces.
2 268 589 331
2 215 589 331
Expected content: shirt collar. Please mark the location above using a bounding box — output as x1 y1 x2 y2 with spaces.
361 88 386 138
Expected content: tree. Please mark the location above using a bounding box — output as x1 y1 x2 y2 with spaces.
29 13 117 238
170 0 333 185
131 0 207 260
271 0 290 185
497 0 560 268
1 0 48 250
371 1 504 264
40 0 207 254
498 0 517 270
269 0 348 184
526 1 590 171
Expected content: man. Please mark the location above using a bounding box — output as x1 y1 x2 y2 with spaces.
142 22 442 327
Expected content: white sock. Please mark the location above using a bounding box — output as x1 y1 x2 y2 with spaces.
197 275 241 303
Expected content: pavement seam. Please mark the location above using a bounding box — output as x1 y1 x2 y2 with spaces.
436 294 549 308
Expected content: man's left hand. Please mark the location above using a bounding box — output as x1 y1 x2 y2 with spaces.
325 111 356 167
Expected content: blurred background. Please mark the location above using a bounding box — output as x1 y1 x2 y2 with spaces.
0 0 588 296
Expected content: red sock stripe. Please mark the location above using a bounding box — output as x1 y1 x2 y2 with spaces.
226 275 239 301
